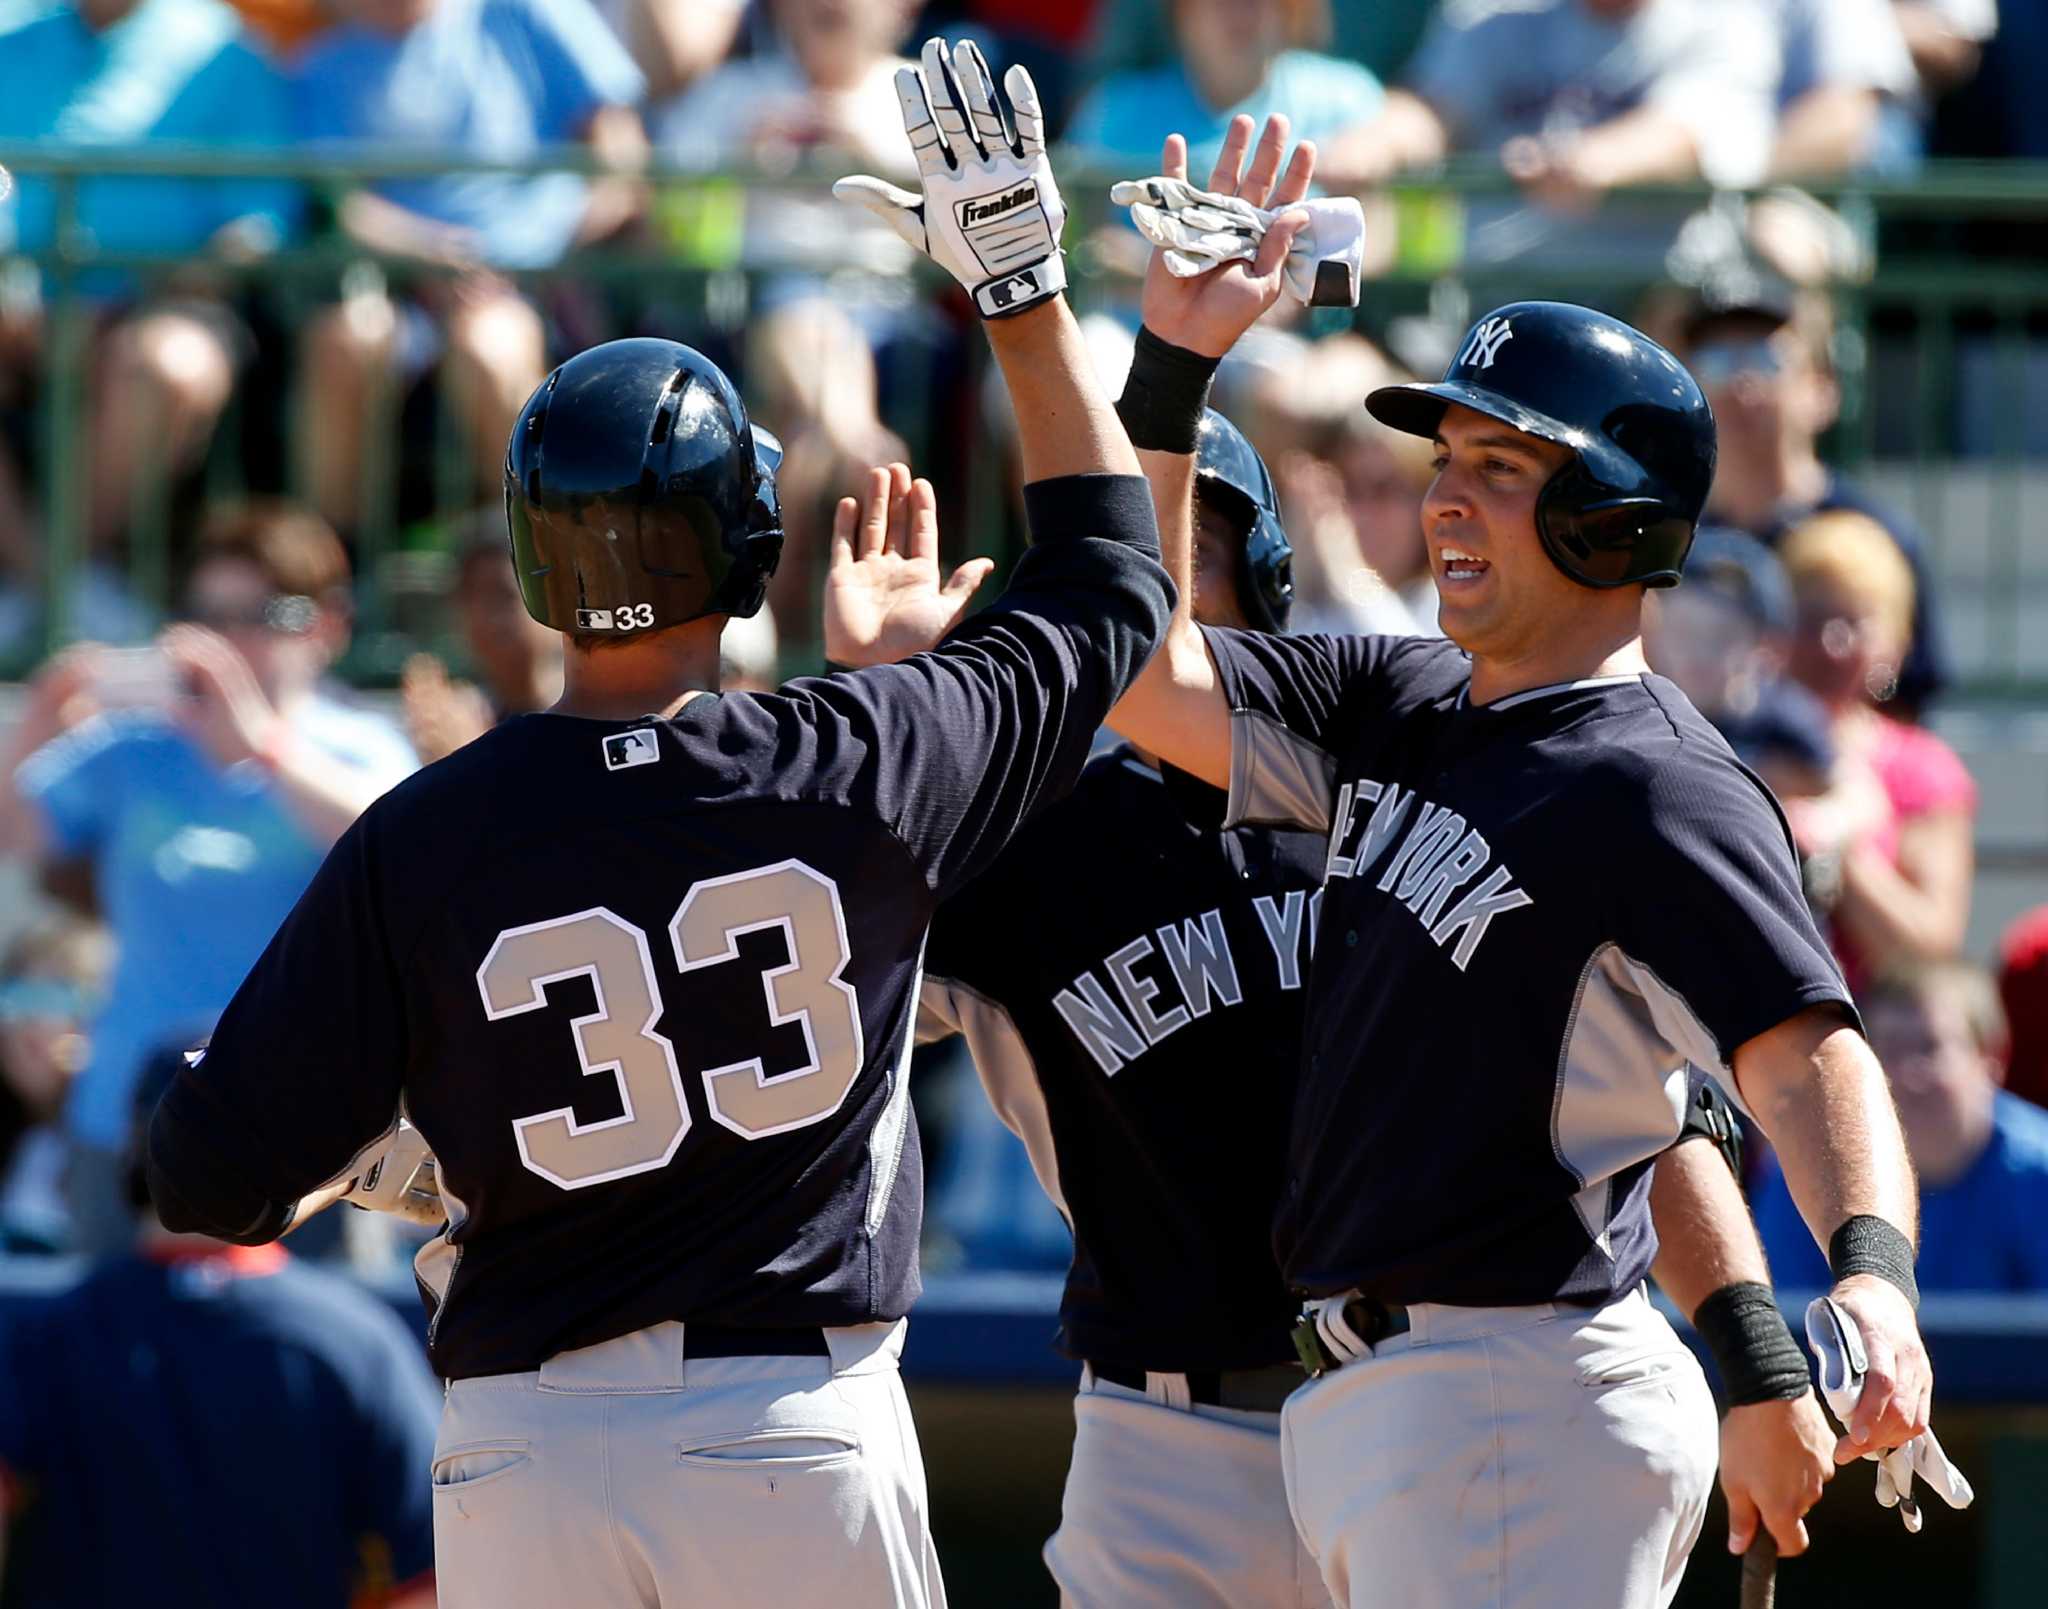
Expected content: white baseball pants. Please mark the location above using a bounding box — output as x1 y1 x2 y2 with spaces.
430 1318 946 1609
1047 1367 1333 1609
1280 1285 1717 1609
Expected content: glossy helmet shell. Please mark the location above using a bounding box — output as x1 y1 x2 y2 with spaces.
505 338 784 632
1365 301 1715 589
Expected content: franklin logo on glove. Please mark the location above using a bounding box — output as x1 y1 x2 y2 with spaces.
960 182 1038 228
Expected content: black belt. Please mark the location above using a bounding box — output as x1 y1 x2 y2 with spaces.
1088 1361 1305 1414
686 1324 831 1359
1290 1297 1411 1378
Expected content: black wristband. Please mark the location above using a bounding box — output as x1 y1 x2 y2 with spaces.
1692 1281 1812 1407
1828 1214 1919 1310
1115 326 1221 454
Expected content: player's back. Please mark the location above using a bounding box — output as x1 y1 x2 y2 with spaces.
358 702 944 1379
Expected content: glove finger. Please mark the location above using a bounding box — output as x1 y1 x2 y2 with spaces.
922 37 981 162
1162 248 1210 279
1914 1431 1975 1508
891 65 951 178
1109 178 1164 208
954 38 1013 154
831 176 928 253
1004 63 1046 156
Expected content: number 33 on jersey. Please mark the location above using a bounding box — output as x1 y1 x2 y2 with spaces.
477 861 863 1189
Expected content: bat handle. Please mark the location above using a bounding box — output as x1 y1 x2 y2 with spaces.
1740 1533 1779 1609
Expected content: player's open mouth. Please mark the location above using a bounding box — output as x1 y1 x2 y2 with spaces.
1438 547 1491 584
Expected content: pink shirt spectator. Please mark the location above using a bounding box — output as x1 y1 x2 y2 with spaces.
1835 714 1976 987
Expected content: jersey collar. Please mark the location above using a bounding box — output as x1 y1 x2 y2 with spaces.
1456 672 1645 712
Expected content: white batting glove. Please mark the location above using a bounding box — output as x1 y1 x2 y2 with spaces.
1806 1297 1973 1532
1110 175 1365 307
834 38 1067 320
349 1121 445 1227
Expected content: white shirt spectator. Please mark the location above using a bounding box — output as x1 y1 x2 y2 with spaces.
1778 0 1917 107
1407 0 1782 188
656 50 914 274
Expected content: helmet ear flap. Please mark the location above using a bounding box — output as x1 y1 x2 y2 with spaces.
1536 461 1695 590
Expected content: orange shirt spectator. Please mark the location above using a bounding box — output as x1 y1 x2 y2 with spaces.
226 0 329 55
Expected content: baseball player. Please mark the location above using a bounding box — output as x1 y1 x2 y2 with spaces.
1097 121 1937 1609
831 404 1839 1604
143 42 1175 1609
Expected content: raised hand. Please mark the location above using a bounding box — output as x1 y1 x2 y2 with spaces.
1138 116 1317 359
834 38 1067 321
824 463 996 669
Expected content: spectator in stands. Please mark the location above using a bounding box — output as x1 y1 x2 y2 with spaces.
0 1040 440 1607
1248 336 1437 637
0 918 107 1253
718 601 782 692
1751 962 2048 1293
1770 0 1920 175
292 0 648 533
0 503 415 1250
603 0 745 101
1063 0 1385 177
1685 274 1952 715
1997 907 2048 1113
401 523 563 763
0 0 298 609
1321 0 1780 199
1777 509 1975 988
1886 0 1997 158
1089 0 1438 88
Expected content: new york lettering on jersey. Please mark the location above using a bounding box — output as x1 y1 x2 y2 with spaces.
923 747 1327 1373
1200 628 1851 1314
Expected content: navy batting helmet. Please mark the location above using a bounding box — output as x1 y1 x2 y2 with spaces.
1365 302 1715 590
505 339 784 634
1194 408 1292 632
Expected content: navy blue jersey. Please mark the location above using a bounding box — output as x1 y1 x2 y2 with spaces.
147 475 1171 1381
0 1248 438 1608
921 746 1327 1373
1202 629 1854 1309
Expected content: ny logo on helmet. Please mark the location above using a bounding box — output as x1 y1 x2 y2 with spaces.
1461 317 1514 371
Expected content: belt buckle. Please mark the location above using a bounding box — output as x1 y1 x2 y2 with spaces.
1290 1315 1336 1379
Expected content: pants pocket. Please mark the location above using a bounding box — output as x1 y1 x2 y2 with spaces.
432 1439 533 1490
675 1426 863 1469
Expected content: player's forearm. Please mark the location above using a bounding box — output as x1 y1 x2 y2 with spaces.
1649 1138 1773 1318
985 300 1142 484
1732 1008 1919 1255
1106 446 1230 786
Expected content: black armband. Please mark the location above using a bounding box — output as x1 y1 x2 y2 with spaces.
1115 327 1221 454
1676 1078 1744 1179
1693 1281 1812 1406
1828 1214 1919 1310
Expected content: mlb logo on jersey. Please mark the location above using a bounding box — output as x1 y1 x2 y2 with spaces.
602 730 661 771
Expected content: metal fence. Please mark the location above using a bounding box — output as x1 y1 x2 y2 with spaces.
5 145 2048 691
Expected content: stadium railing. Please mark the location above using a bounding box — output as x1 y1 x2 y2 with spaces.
3 147 2048 689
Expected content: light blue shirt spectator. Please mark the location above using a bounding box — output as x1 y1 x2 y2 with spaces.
0 0 297 261
17 700 415 1147
293 0 645 269
1064 48 1384 179
1749 1092 2048 1293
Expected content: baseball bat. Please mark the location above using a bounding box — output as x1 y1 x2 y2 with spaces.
1739 1533 1778 1609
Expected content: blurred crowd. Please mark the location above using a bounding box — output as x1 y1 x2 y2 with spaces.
3 1 2048 1602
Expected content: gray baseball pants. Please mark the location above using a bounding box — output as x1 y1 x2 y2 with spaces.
430 1318 946 1608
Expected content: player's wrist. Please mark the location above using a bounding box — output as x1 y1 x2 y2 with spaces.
1828 1215 1919 1309
1693 1281 1812 1407
1116 326 1221 454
